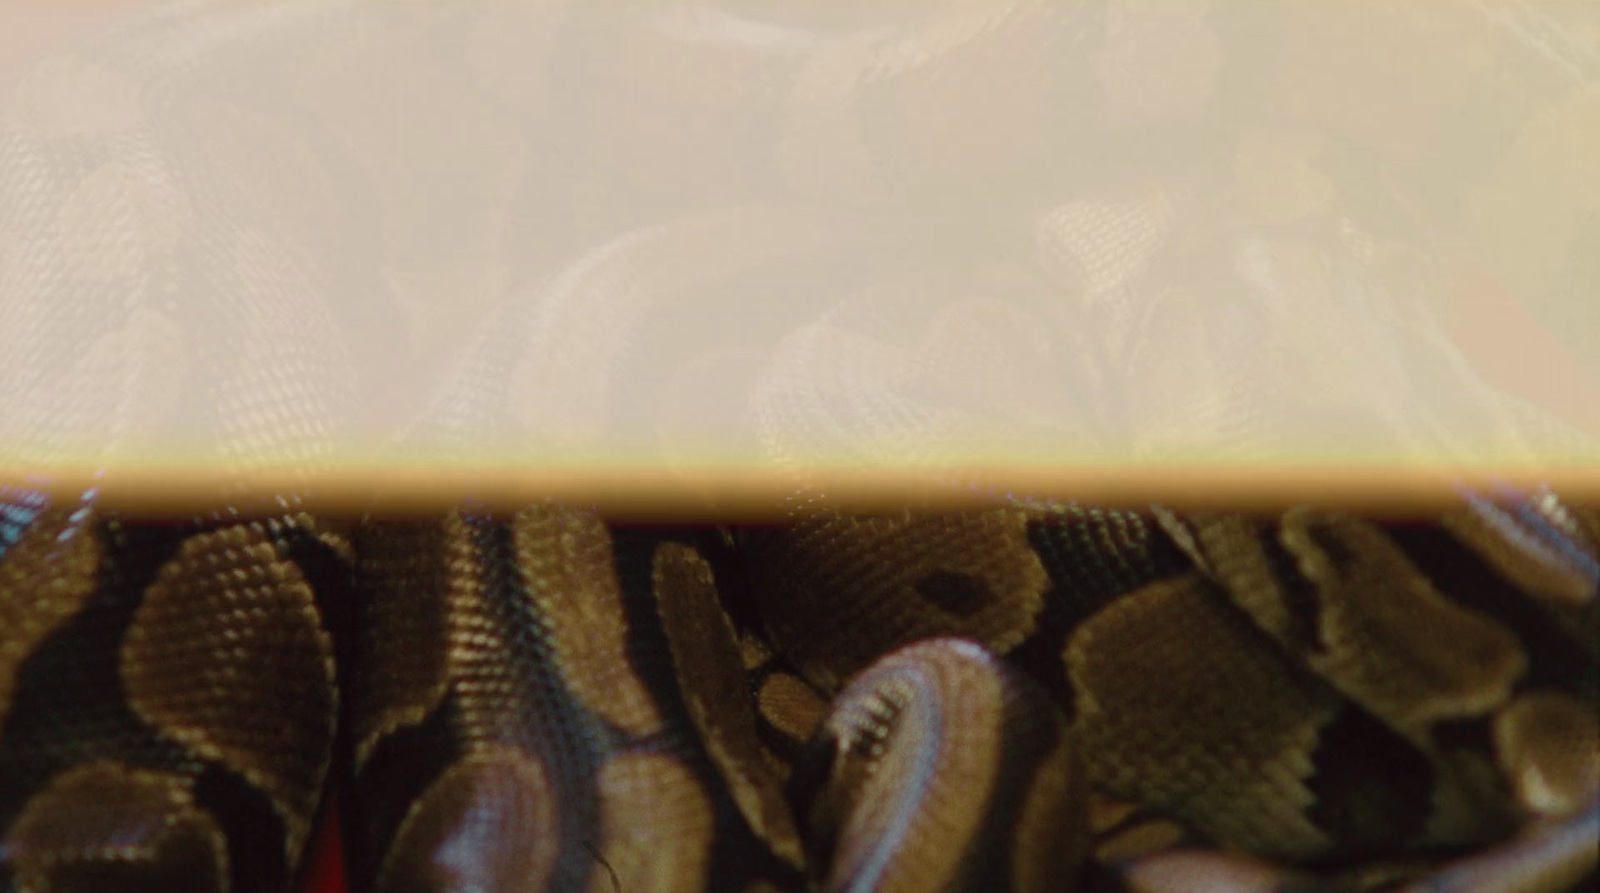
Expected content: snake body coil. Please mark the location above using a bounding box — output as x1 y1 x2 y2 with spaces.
3 492 1597 892
3 2 1599 891
0 495 352 893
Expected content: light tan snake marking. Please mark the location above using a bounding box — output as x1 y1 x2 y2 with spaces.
2 490 1598 893
0 492 355 893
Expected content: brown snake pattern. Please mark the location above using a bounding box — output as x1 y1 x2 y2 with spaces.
1 491 1597 892
0 495 354 892
3 2 1600 892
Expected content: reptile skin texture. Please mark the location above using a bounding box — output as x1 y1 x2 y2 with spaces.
3 3 1598 892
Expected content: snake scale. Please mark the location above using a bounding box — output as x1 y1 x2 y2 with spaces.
1 491 1598 893
3 1 1600 891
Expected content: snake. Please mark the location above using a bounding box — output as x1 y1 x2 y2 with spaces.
3 1 1599 892
2 490 1598 893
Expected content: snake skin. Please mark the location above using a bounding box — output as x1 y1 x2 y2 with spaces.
3 2 1600 892
0 493 354 893
3 491 1597 892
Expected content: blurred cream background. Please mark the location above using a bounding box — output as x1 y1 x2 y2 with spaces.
0 1 1596 489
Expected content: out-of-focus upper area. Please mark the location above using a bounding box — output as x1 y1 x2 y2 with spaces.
0 0 1596 497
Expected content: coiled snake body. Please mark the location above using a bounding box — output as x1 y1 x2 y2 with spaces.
2 493 1597 892
3 2 1599 891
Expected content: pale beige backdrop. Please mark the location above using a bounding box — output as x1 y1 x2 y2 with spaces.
0 2 146 93
1 1 1596 504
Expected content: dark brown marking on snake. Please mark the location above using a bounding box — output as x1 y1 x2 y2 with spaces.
651 540 807 869
350 512 807 892
1008 509 1192 717
915 570 994 617
1065 573 1340 860
1382 521 1600 704
961 674 1087 893
347 518 457 771
275 523 361 889
344 702 461 891
1257 522 1327 656
1302 705 1436 860
1003 588 1085 721
1281 511 1528 731
1423 713 1524 847
122 523 337 858
189 761 296 893
606 525 809 889
0 521 193 825
348 511 612 892
740 510 1049 692
0 510 347 893
1025 507 1193 614
0 507 103 722
1162 512 1324 657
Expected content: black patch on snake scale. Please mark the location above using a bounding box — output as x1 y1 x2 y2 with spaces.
344 520 460 890
1007 512 1193 718
274 524 360 880
1071 861 1140 893
467 517 617 893
784 727 844 880
1300 516 1363 569
704 527 822 763
200 514 352 893
915 570 994 617
697 526 771 637
0 522 192 832
1302 705 1435 862
346 515 615 893
945 680 1075 893
1005 584 1086 721
1429 717 1496 759
705 804 809 893
1258 522 1326 658
345 703 459 892
607 526 719 739
704 521 831 765
190 761 291 893
1381 522 1600 704
606 526 808 892
0 518 303 893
